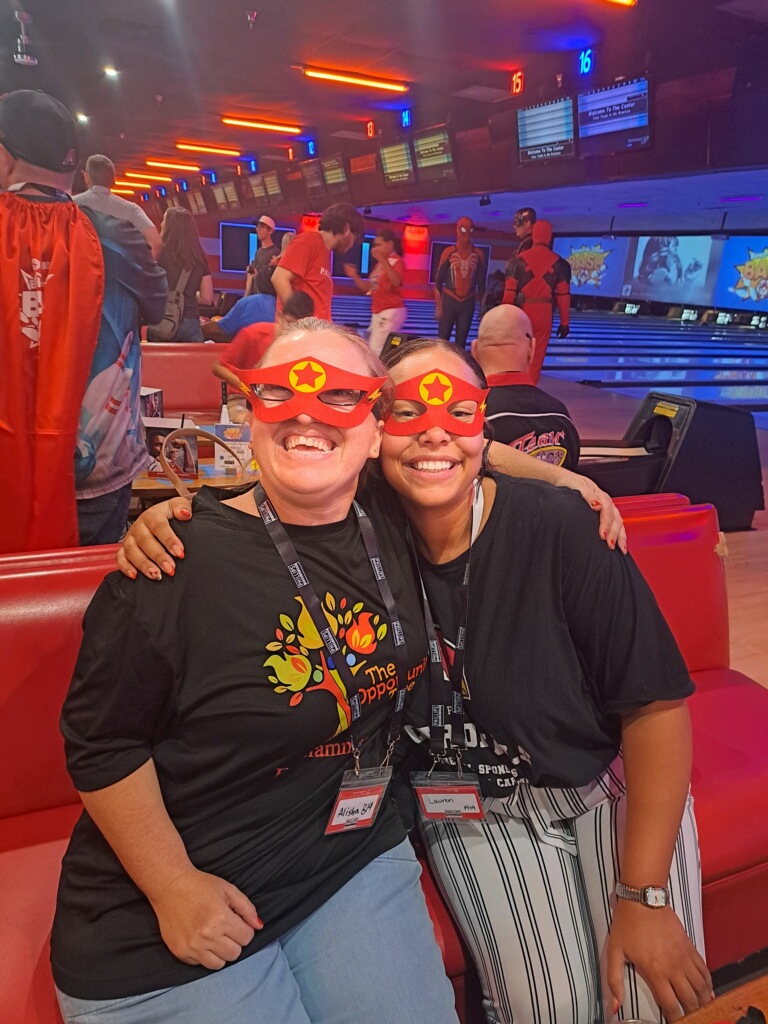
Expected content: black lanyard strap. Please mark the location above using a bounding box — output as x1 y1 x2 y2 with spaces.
254 484 410 770
408 491 477 757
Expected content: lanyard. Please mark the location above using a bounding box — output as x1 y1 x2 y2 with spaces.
408 486 479 758
7 182 72 200
253 483 410 771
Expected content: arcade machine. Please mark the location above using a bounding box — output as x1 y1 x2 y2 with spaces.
578 392 765 530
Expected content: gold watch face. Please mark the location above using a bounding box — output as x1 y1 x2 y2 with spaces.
643 886 668 908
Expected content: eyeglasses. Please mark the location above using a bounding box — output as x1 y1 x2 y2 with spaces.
252 383 368 410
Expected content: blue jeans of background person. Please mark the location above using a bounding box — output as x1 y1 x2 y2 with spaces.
172 314 204 342
76 482 133 545
55 838 459 1024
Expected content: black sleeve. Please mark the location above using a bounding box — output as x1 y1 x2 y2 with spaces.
61 577 174 792
554 494 694 711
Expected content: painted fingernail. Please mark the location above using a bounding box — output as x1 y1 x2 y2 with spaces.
161 561 175 576
609 538 616 549
591 500 602 507
179 509 192 519
612 999 619 1015
127 569 137 580
601 530 608 539
171 544 184 557
255 915 264 929
148 568 161 581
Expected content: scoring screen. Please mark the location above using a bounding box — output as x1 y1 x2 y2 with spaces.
517 97 575 163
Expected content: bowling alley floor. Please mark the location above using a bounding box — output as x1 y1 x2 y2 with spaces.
542 373 768 688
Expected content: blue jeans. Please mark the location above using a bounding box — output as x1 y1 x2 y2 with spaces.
56 839 458 1024
173 315 204 342
76 482 133 545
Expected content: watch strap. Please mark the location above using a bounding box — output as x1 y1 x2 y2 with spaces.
616 882 669 907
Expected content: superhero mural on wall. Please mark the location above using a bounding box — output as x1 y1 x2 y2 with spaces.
553 236 631 298
713 236 768 311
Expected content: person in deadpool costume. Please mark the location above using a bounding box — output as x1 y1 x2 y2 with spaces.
503 220 571 384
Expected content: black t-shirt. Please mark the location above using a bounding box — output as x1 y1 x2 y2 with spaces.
52 486 428 1000
158 252 207 319
485 372 581 470
247 243 279 275
405 476 693 793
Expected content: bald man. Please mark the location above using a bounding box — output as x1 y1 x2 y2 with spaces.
472 304 580 469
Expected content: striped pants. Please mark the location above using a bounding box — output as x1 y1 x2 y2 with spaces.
419 758 704 1024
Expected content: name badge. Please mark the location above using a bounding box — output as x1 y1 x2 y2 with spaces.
411 771 485 822
325 766 392 835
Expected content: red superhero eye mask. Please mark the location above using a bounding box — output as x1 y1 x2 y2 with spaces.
226 359 387 428
383 369 489 437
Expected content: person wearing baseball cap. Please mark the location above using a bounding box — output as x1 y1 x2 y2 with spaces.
244 214 279 295
0 89 167 553
433 215 486 347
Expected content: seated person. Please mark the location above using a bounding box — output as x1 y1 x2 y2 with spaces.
202 266 277 342
472 304 580 470
211 290 314 421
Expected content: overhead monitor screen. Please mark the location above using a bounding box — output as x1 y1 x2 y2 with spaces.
577 77 651 156
262 169 283 205
211 184 229 211
248 174 267 201
223 181 240 209
412 127 457 182
321 154 349 194
187 190 207 215
379 141 416 187
517 97 575 163
300 158 326 199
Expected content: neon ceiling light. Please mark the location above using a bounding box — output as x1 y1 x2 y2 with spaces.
176 142 242 156
221 116 301 134
301 65 408 93
601 0 637 6
112 187 136 195
114 178 149 188
124 171 174 182
146 159 201 172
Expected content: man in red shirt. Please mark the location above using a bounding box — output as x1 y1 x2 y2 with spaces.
272 203 364 322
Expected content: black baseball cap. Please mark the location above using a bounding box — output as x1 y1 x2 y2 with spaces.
0 90 79 172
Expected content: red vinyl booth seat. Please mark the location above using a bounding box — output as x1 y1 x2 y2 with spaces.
140 342 222 423
624 504 768 970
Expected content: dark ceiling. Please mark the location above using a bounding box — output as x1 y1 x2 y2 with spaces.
1 0 763 180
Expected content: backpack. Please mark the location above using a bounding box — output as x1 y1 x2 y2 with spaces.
147 267 191 341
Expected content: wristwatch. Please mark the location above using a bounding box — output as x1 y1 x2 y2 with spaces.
615 882 669 908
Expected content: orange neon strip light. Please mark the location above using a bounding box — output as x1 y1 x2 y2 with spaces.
602 0 636 5
114 178 149 188
221 116 302 135
124 170 174 182
302 66 408 93
112 188 138 195
146 159 201 172
176 142 242 156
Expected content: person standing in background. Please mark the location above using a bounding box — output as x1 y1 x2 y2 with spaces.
434 216 484 348
150 207 213 343
272 203 364 322
503 220 571 383
75 155 162 260
244 215 280 296
472 304 580 470
510 206 537 256
0 89 167 552
345 229 406 356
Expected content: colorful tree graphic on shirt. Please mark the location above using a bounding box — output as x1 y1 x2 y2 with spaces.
264 593 388 735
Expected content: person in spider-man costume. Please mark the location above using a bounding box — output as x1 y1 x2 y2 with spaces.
434 216 485 348
502 220 571 384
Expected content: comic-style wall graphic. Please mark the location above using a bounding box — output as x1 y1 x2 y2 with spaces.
713 236 768 311
553 236 630 298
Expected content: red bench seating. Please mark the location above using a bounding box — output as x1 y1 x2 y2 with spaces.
621 502 768 971
2 497 766 1022
140 342 222 423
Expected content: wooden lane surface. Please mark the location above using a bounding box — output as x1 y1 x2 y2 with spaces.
681 974 768 1022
